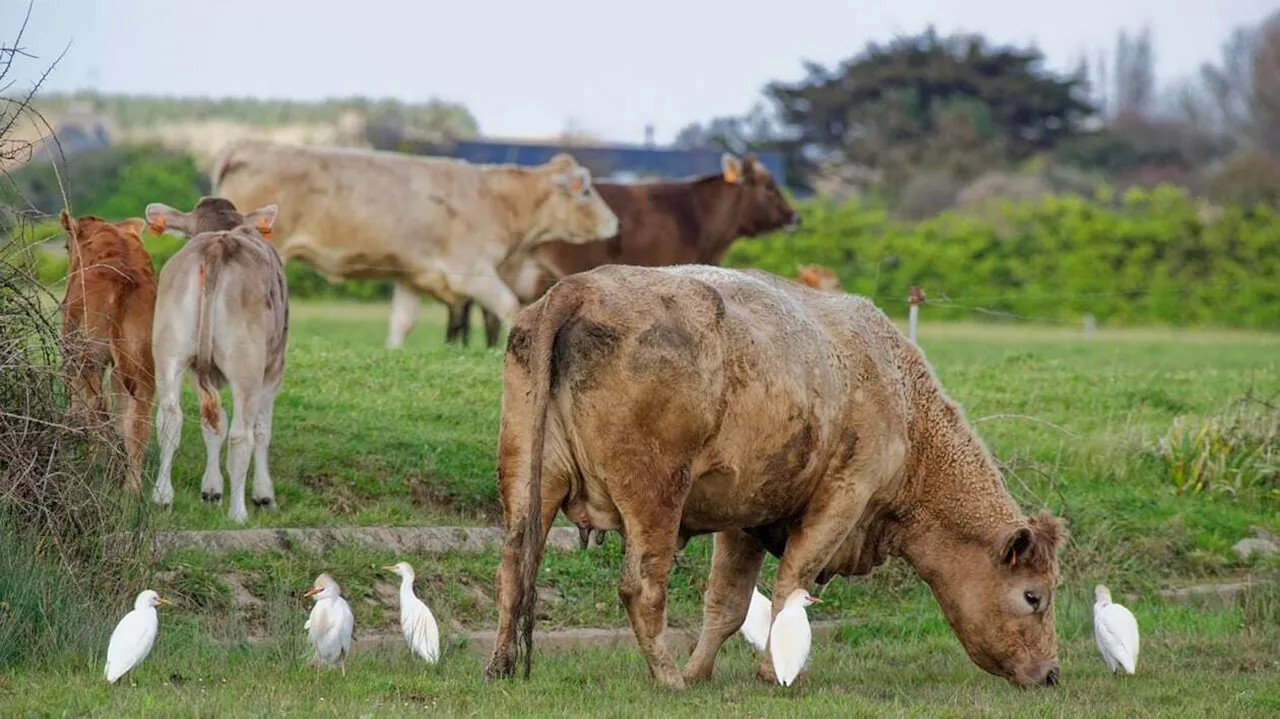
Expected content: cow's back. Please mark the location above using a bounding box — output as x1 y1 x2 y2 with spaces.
538 265 913 529
213 140 489 277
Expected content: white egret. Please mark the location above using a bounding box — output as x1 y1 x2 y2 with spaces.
382 562 441 664
769 588 822 687
1093 584 1139 675
739 585 772 653
303 573 354 676
104 589 171 684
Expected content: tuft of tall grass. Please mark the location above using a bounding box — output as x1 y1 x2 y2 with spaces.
1153 399 1279 497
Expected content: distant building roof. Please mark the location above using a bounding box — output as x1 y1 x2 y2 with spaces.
407 137 790 188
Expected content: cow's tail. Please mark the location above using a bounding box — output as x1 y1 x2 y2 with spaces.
513 281 582 680
194 240 225 432
209 143 245 191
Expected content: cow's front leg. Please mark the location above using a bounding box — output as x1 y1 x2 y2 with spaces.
451 264 521 330
758 475 879 685
386 282 421 350
683 529 767 683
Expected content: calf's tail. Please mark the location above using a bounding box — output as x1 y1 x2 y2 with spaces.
194 241 226 432
512 281 582 679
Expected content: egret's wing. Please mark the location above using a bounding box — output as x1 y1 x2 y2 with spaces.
1102 604 1140 672
403 598 441 662
1097 605 1138 673
768 608 811 686
332 598 354 654
740 588 772 654
104 608 158 682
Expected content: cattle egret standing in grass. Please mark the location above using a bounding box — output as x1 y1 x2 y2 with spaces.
739 586 772 653
105 589 171 683
304 573 354 676
769 588 822 687
1094 584 1139 675
383 562 440 664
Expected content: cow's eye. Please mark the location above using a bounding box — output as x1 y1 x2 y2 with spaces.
1023 591 1042 609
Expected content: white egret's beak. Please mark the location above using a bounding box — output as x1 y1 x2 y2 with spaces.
155 595 173 607
302 586 322 599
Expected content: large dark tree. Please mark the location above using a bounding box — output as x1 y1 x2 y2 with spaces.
765 27 1096 188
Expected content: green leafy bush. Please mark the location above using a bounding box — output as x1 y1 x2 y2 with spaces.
726 184 1280 327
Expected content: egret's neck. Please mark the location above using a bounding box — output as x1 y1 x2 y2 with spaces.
398 575 416 601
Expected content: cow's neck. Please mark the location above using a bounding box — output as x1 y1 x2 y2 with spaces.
482 169 553 253
690 179 746 263
891 357 1022 570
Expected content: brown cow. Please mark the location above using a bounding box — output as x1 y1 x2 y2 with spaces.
58 210 157 493
145 197 287 524
484 265 1064 691
445 153 799 348
796 264 840 292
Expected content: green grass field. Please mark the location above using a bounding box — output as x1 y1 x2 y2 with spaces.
4 298 1279 717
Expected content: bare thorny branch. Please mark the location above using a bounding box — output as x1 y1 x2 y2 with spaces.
2 1 148 605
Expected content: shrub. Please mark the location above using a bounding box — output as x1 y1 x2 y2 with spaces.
0 250 153 669
725 184 1280 328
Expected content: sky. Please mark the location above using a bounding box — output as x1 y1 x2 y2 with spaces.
3 0 1278 144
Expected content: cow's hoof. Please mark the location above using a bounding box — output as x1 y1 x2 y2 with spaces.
655 672 687 691
251 496 276 509
201 491 222 504
483 654 515 682
755 665 778 685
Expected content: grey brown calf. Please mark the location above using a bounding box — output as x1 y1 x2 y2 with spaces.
145 197 288 523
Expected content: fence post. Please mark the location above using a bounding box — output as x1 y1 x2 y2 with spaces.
908 286 925 344
1082 313 1097 339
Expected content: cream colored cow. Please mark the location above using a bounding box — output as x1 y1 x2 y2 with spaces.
211 140 619 349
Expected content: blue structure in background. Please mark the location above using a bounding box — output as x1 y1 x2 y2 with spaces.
414 138 789 189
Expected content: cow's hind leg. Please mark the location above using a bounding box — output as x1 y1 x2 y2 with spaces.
386 282 421 350
151 357 187 508
250 379 280 508
485 476 565 681
223 375 262 524
615 468 691 691
683 529 767 683
445 299 472 347
109 369 150 495
198 378 228 505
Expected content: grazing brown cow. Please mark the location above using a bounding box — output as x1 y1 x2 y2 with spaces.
58 210 157 493
210 139 619 350
445 153 799 348
484 265 1064 691
145 197 287 524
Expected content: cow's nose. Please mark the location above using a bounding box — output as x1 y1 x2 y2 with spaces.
1042 664 1060 687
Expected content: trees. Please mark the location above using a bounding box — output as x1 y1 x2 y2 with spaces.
763 28 1095 190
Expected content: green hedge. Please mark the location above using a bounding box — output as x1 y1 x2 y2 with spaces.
725 184 1280 328
23 181 1280 327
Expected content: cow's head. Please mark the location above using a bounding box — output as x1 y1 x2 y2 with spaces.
526 153 619 246
721 153 800 236
913 512 1065 688
59 209 146 269
145 196 278 238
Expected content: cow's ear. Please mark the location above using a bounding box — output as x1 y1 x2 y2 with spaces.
998 526 1034 569
721 153 743 184
119 218 146 237
245 204 278 240
145 203 193 237
547 153 579 172
59 209 77 238
555 166 591 194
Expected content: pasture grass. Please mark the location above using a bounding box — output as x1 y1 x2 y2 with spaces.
3 586 1277 717
6 297 1280 716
